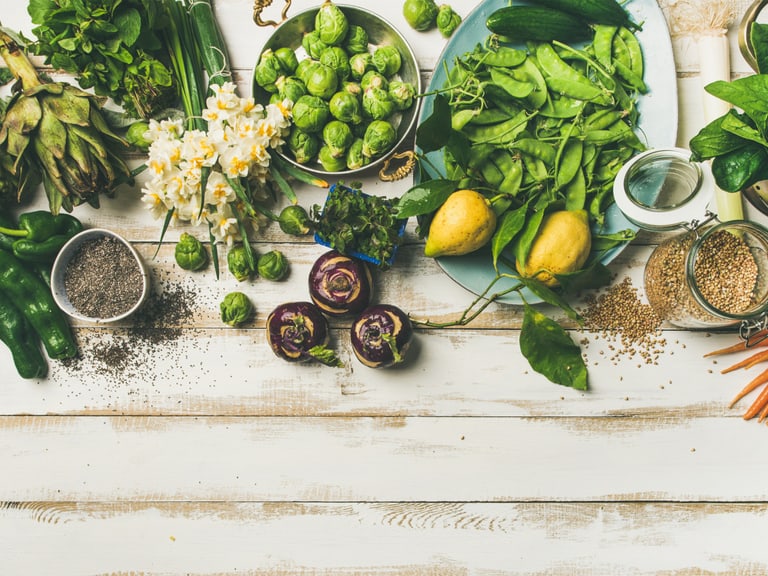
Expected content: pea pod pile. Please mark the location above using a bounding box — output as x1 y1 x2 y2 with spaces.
426 23 647 230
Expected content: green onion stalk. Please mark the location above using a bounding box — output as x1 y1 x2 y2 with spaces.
0 27 132 214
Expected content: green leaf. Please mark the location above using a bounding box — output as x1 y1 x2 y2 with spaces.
115 7 142 47
711 143 768 192
416 94 453 153
590 228 636 252
751 23 768 74
28 0 56 25
554 261 613 294
519 277 581 322
689 112 748 161
520 303 588 390
513 208 546 267
491 204 527 270
396 178 457 218
705 76 768 127
720 112 768 147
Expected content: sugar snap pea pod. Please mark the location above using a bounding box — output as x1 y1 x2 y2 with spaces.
536 43 612 106
556 139 584 189
452 108 480 131
617 27 643 79
514 138 557 166
593 25 617 72
584 108 625 131
497 154 524 196
462 110 530 145
479 158 505 187
490 67 535 99
509 57 548 109
477 46 527 68
540 95 584 118
564 166 587 211
470 108 512 125
613 59 648 94
466 143 497 170
521 153 549 182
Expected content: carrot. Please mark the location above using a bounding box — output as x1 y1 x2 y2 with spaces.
759 401 768 423
729 367 768 408
742 381 768 420
721 349 768 373
704 330 768 357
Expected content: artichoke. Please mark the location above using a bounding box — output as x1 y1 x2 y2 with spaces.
0 29 131 214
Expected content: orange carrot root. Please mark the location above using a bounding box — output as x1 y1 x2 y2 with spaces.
730 367 768 409
743 382 768 420
721 349 768 374
705 330 768 357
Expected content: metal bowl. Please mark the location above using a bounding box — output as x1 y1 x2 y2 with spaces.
252 4 421 177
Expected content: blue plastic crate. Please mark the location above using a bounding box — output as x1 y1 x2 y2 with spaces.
313 183 408 267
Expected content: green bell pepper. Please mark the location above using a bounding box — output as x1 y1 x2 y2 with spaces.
0 210 83 263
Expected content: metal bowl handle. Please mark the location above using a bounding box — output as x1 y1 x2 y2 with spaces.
253 0 292 27
739 0 768 72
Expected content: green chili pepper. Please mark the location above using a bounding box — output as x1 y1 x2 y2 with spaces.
0 290 48 379
0 249 77 360
0 210 83 264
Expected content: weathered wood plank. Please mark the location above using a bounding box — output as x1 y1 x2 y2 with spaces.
1 501 767 575
1 416 767 502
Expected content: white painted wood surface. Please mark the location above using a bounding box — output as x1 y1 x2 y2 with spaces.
2 1 768 574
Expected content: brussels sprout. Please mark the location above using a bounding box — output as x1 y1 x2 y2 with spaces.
320 46 351 82
360 70 388 92
292 95 330 133
269 92 285 105
345 138 369 170
362 120 396 159
318 144 348 171
344 25 369 55
258 250 289 281
372 45 402 77
329 90 363 124
279 205 313 236
254 50 282 93
437 4 462 37
342 81 363 99
287 127 321 164
315 0 349 46
305 63 339 100
276 75 307 103
227 244 254 282
274 46 299 74
220 291 254 327
362 86 395 120
302 30 328 60
349 52 374 81
296 58 319 84
403 0 439 31
175 232 208 271
323 120 354 158
125 121 151 151
388 80 417 111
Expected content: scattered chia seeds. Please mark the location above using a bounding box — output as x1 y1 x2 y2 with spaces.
64 236 144 319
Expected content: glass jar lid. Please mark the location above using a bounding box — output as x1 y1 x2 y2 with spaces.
613 148 714 231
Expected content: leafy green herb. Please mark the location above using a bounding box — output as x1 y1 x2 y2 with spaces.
312 184 405 269
28 0 175 119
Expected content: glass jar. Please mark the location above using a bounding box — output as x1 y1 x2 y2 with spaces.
614 148 768 334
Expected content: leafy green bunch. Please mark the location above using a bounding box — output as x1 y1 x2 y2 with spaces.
27 0 175 119
690 23 768 192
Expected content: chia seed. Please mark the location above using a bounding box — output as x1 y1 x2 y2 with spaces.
64 236 144 319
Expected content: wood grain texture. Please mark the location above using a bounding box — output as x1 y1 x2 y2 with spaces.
2 1 768 574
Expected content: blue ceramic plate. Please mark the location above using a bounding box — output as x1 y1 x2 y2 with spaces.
415 0 678 304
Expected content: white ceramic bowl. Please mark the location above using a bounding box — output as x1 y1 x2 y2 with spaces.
51 228 150 323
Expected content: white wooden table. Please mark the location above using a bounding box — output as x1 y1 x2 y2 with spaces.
2 1 768 573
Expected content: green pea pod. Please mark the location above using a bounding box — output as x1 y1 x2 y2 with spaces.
515 138 557 166
617 27 644 79
593 25 617 72
462 110 530 145
479 46 527 68
556 139 584 189
536 43 612 106
564 166 587 211
490 68 535 99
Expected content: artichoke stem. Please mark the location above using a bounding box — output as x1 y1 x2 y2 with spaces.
0 30 42 92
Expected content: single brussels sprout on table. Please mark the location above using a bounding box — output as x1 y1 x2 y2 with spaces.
320 46 351 82
315 0 349 46
318 144 348 172
372 45 402 77
175 232 208 271
362 86 395 120
302 30 329 60
276 76 307 103
279 205 313 236
403 0 439 31
227 244 255 282
362 120 396 159
220 291 254 327
329 91 363 125
323 120 354 158
437 4 462 37
305 63 339 100
388 80 417 111
349 52 374 81
361 70 388 92
287 127 321 164
292 95 330 133
346 138 369 170
344 25 369 55
258 250 289 281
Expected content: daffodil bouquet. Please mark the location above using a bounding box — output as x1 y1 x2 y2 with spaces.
141 82 292 246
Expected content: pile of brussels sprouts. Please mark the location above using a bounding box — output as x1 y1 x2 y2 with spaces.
253 1 419 172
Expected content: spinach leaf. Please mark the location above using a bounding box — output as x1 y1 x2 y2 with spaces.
689 112 748 161
751 22 768 74
520 303 588 390
705 76 768 127
711 143 768 192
